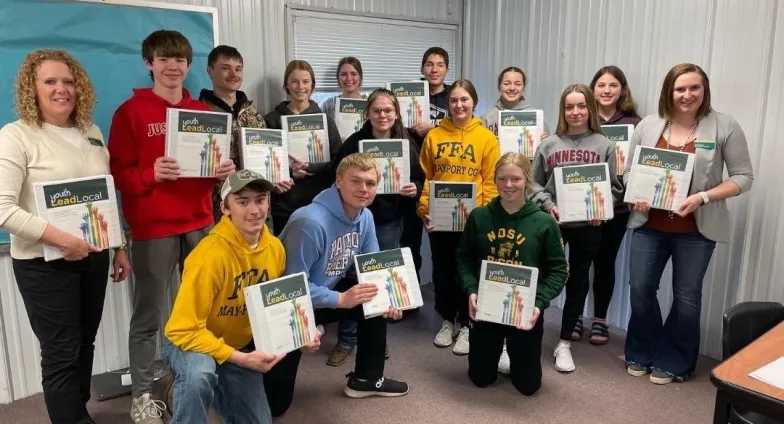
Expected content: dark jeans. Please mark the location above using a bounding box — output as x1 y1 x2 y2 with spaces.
625 228 716 378
428 231 469 326
559 226 603 340
263 278 388 417
337 219 403 349
591 212 630 319
12 250 110 424
468 316 544 396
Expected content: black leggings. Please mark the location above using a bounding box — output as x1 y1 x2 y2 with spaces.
468 316 545 395
590 212 630 319
428 231 469 326
559 226 603 340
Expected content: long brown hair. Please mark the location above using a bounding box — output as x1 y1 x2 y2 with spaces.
283 60 316 95
555 84 604 136
589 65 639 118
14 49 96 132
658 63 712 119
364 89 411 141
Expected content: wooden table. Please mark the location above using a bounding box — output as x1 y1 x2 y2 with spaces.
711 321 784 423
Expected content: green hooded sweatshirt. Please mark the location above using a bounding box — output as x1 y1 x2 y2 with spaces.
456 197 568 311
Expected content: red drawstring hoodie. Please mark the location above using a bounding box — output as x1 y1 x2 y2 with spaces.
108 88 216 241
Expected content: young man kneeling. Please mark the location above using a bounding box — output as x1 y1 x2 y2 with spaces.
264 153 409 417
162 170 321 424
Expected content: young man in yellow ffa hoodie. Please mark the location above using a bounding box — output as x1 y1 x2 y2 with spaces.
417 80 500 356
162 170 321 424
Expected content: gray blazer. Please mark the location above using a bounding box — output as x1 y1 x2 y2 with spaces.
623 111 754 243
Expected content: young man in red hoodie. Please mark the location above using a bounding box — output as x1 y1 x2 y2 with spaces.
108 30 235 424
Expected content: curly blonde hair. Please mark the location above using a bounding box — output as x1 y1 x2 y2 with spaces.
14 49 96 132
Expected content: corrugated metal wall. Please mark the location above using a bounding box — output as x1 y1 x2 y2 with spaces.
0 0 462 404
464 0 784 359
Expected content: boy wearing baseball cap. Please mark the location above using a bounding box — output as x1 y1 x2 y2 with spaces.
162 170 321 424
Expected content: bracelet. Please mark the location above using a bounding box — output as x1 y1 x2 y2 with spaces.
698 191 710 204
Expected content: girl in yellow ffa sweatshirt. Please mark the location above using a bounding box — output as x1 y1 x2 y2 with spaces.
417 79 500 356
164 215 286 364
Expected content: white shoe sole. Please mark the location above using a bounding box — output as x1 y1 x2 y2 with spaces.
452 346 469 355
649 375 674 385
627 367 648 377
344 387 410 398
554 360 575 373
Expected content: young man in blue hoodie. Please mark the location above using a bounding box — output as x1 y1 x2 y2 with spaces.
264 153 409 416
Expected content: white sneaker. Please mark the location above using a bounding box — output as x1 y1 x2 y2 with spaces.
497 343 511 374
553 341 576 372
130 393 166 424
433 320 455 347
452 326 470 355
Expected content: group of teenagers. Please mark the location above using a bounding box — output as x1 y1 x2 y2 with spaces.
0 25 755 424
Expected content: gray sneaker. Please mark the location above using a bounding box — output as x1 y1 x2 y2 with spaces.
626 364 648 377
130 393 166 424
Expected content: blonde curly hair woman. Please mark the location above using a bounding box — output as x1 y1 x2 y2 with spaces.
0 49 130 424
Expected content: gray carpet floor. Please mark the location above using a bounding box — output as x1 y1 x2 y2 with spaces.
0 284 719 424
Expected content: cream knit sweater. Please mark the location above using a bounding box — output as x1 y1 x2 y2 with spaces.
0 119 118 259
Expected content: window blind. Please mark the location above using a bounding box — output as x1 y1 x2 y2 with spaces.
289 9 458 91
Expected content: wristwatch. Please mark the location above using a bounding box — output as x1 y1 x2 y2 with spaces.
114 244 128 252
698 191 710 204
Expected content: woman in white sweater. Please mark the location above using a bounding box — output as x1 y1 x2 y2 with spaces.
0 49 131 424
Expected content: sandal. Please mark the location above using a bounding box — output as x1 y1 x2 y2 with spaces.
590 322 609 345
571 318 584 341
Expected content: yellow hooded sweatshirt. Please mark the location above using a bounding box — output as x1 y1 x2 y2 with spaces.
164 216 286 363
417 117 500 218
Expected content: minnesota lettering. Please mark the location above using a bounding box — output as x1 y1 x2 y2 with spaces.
546 149 602 168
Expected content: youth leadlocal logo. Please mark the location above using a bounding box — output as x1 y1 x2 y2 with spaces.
178 112 228 177
562 165 607 220
638 148 689 210
385 269 410 308
435 184 472 231
485 264 533 327
44 178 111 248
602 126 631 174
289 299 311 347
265 147 283 182
358 250 411 308
501 111 538 156
390 83 425 126
288 116 326 162
362 142 404 193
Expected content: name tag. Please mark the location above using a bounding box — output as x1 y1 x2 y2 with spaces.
88 137 104 147
694 140 715 150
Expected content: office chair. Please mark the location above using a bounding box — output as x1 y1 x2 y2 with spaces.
722 301 784 424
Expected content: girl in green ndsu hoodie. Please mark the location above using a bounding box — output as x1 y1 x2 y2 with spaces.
456 152 568 396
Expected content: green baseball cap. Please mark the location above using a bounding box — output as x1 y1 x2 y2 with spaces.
220 169 274 201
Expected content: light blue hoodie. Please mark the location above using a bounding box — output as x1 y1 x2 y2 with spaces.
280 185 379 309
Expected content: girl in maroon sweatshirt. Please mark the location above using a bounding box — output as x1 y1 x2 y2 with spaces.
581 66 642 345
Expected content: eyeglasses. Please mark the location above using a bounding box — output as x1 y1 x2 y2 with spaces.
370 107 396 116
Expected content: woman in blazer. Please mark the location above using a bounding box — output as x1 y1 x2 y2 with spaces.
623 63 753 385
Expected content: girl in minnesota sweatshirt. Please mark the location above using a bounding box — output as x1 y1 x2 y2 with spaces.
417 80 500 355
529 84 622 374
457 152 567 395
482 67 551 138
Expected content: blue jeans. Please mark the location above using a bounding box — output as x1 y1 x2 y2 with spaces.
337 219 403 349
161 339 272 424
624 228 716 379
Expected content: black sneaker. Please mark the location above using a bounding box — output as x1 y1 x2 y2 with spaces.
343 372 409 398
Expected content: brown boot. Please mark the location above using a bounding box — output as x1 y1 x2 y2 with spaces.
327 345 353 366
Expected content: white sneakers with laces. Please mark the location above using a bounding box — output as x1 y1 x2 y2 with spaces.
554 341 576 372
433 320 455 347
130 393 166 424
452 326 470 355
